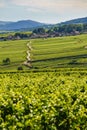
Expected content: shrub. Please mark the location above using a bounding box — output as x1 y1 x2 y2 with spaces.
3 58 10 65
17 66 23 70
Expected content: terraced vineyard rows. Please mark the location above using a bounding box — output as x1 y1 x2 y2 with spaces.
0 34 87 71
31 34 87 69
0 40 29 71
0 71 87 129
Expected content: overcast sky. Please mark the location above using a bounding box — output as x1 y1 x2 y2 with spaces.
0 0 87 23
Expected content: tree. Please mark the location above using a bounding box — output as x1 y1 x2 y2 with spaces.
14 33 28 39
3 58 10 65
83 24 87 31
33 28 45 34
47 29 54 34
76 24 83 32
17 66 23 70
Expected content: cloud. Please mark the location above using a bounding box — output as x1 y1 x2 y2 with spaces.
11 0 87 7
11 0 50 7
0 1 5 8
10 0 87 13
1 0 87 23
72 0 87 8
10 0 75 13
27 7 44 13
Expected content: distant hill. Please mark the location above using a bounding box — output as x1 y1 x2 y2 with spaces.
59 17 87 25
0 17 87 31
0 20 45 31
0 21 12 26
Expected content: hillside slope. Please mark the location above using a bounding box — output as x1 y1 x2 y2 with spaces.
59 17 87 25
0 20 44 31
0 34 87 71
31 34 87 68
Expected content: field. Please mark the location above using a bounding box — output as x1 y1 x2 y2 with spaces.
0 34 87 71
0 31 31 38
0 40 28 71
31 34 87 69
0 34 87 129
0 71 87 129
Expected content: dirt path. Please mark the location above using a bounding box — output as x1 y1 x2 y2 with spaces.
23 41 32 67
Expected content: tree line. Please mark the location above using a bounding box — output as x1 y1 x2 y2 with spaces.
32 23 87 37
0 23 87 41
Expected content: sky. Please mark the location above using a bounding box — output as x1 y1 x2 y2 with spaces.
0 0 87 23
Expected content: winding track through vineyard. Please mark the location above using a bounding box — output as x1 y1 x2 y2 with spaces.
24 41 32 67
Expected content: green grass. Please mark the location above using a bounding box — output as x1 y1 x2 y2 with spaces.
0 32 15 37
0 31 32 37
0 34 87 129
0 40 29 71
31 34 87 68
0 34 87 71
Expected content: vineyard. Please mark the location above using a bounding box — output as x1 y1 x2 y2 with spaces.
31 34 87 69
0 33 87 129
0 34 87 71
0 40 28 71
0 71 87 129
